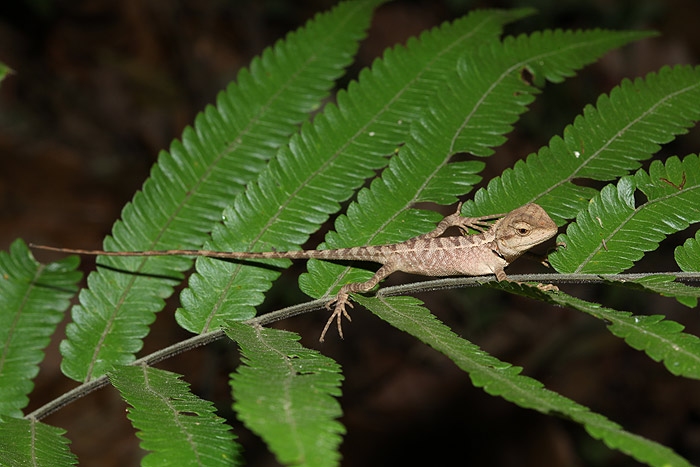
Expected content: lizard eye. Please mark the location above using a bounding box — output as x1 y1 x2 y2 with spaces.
513 222 531 236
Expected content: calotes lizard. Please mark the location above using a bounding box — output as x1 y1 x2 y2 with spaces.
31 203 558 341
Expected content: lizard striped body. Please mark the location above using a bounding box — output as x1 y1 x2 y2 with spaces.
31 203 558 341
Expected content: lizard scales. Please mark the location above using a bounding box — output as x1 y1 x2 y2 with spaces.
31 203 558 341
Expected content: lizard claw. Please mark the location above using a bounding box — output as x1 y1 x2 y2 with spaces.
320 294 353 342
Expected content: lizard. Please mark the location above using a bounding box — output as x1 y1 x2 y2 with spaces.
31 203 558 342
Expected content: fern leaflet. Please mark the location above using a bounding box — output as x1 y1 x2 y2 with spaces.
227 322 343 467
110 365 240 466
628 275 700 307
59 0 382 381
550 154 700 273
675 228 700 272
358 294 692 467
538 288 700 380
0 417 77 466
301 29 647 302
0 240 80 417
465 65 700 222
177 8 531 332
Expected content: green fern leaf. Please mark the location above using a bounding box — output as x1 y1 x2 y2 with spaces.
551 154 700 274
465 64 700 221
0 240 81 417
357 294 692 467
301 29 646 301
59 0 382 381
0 417 77 466
110 365 239 466
177 8 531 332
626 275 700 307
226 322 343 467
675 229 700 272
0 61 11 83
540 289 700 380
491 281 700 379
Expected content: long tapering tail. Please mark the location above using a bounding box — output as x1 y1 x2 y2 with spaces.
29 243 388 263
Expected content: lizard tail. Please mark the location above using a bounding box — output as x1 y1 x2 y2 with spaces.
28 243 389 263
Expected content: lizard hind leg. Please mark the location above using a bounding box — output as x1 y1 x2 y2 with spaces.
318 264 395 342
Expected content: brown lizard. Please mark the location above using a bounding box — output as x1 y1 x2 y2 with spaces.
31 203 558 341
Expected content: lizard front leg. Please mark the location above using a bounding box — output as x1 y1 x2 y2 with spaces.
494 267 508 282
319 263 396 342
416 203 504 240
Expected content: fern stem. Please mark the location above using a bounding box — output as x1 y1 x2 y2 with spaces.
26 272 700 421
376 271 700 296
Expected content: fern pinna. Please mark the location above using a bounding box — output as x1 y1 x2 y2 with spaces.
2 1 700 466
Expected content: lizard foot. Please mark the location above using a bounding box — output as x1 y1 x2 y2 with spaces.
446 203 504 235
500 276 558 293
319 293 353 342
536 282 559 292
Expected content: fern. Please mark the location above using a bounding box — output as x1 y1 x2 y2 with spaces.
543 288 700 379
59 0 384 382
0 240 81 418
110 365 240 466
486 279 700 380
357 294 692 467
465 65 700 220
625 274 700 307
177 8 533 332
550 154 700 273
676 228 700 272
4 3 700 466
0 417 77 466
300 29 648 300
226 322 343 467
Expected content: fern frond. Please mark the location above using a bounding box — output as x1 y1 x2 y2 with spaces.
550 154 700 274
177 8 532 332
357 295 692 467
0 417 77 466
675 229 700 272
301 29 646 301
541 289 700 380
110 365 240 466
0 240 81 417
628 275 700 307
226 322 343 467
465 65 700 221
59 0 382 381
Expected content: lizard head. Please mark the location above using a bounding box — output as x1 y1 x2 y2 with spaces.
493 203 558 261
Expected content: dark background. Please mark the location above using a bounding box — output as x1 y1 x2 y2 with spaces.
1 0 700 465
